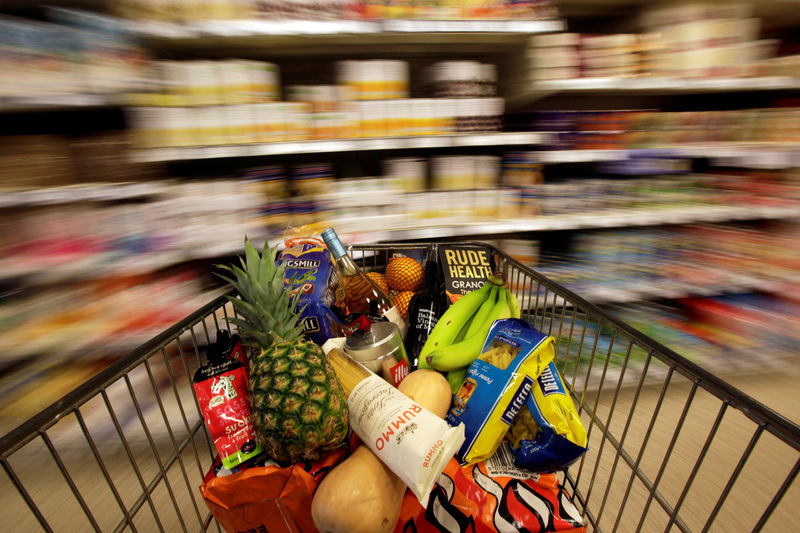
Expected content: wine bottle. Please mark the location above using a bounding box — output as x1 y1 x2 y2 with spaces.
321 227 406 335
404 244 449 371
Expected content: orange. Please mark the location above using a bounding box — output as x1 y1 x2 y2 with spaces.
385 256 424 292
392 291 415 321
366 271 390 296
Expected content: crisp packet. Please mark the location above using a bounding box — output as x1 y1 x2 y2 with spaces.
394 453 586 532
446 318 555 465
508 361 588 472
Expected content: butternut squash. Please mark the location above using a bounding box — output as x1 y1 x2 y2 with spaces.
311 445 406 533
397 369 452 418
311 369 451 533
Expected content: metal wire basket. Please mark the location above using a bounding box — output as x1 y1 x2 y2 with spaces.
2 242 798 532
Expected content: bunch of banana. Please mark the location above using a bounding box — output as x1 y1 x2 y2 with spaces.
418 276 521 390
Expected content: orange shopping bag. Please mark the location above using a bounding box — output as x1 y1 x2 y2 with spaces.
201 448 346 533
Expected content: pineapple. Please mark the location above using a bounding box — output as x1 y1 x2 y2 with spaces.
216 239 349 463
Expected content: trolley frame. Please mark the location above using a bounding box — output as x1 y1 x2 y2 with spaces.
2 242 799 532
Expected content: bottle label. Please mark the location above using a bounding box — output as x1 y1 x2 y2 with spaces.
414 307 437 332
347 374 466 506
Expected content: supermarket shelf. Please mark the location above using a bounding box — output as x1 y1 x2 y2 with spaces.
0 233 267 285
0 182 171 209
510 76 800 107
533 273 800 310
0 94 119 113
534 144 800 169
531 76 800 94
130 18 564 39
130 132 550 163
361 204 800 242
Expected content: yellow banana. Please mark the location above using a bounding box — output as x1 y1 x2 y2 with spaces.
417 278 495 369
464 283 499 339
505 286 521 319
426 291 512 372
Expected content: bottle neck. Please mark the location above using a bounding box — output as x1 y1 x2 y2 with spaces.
327 235 348 260
425 245 440 293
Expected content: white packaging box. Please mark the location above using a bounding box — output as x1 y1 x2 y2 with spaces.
384 157 427 192
357 100 387 137
526 47 581 69
186 60 222 106
528 32 581 48
529 67 580 81
383 60 410 99
473 188 500 219
473 155 501 189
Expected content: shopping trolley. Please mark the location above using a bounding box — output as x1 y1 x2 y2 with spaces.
2 242 799 532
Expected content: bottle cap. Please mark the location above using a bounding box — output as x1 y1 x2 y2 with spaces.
321 227 346 259
206 344 224 363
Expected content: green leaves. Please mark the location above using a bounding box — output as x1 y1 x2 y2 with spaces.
215 237 309 350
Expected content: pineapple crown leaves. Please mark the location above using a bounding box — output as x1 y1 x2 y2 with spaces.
215 238 308 349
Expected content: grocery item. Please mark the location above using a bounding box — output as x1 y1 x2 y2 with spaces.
193 331 263 470
509 361 588 472
311 364 452 533
391 290 415 321
216 239 349 463
280 233 348 345
416 278 495 369
322 227 406 334
395 455 586 532
344 321 410 386
405 244 450 370
201 447 347 533
438 244 496 303
385 256 424 293
425 279 516 372
311 445 406 533
447 318 555 465
396 369 452 419
367 271 390 295
325 347 465 506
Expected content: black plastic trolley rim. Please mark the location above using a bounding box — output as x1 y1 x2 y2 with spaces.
2 241 799 528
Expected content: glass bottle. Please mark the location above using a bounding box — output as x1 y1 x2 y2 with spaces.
321 227 406 335
404 244 449 371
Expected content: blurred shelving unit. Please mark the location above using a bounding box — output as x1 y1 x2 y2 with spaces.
130 132 551 162
2 0 800 433
508 75 800 107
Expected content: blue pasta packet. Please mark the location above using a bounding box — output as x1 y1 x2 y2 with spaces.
507 360 588 472
280 238 347 345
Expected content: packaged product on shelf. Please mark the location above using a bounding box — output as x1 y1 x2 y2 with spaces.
501 239 541 268
447 318 556 465
384 157 427 192
193 331 264 471
411 99 436 136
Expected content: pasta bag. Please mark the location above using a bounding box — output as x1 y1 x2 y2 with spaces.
446 318 555 465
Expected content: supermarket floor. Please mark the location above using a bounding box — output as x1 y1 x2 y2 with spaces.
3 365 799 532
574 365 800 532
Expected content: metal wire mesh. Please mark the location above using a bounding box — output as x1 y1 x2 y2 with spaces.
0 295 231 533
2 242 799 532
